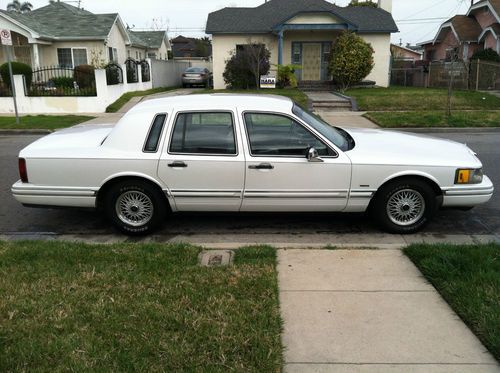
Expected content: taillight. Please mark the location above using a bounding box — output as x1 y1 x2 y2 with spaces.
19 158 28 183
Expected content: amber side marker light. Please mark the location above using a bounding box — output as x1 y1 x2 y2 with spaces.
455 168 483 184
19 158 28 183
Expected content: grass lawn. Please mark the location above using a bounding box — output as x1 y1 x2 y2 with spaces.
105 87 179 113
0 115 94 130
365 110 500 128
404 243 500 360
0 242 282 371
194 88 309 108
346 87 500 111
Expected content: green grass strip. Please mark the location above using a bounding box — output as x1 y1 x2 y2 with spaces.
105 87 179 113
0 115 94 130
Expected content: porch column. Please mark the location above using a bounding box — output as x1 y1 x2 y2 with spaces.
32 43 40 68
278 29 284 65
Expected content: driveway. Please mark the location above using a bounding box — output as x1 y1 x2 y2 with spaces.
1 131 499 242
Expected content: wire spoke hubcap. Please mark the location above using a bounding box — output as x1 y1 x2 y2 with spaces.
386 189 425 226
115 191 154 227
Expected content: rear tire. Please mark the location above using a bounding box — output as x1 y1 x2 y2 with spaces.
370 178 438 234
105 180 167 235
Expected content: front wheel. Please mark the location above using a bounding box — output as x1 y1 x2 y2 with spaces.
105 180 167 235
370 179 438 234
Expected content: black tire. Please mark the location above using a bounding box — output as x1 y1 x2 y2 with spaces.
105 180 167 235
370 178 438 234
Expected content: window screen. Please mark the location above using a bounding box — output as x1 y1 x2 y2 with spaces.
244 113 333 157
170 112 236 155
57 48 72 67
73 49 88 66
144 114 167 152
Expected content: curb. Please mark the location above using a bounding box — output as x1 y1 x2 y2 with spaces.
0 129 52 135
389 127 500 133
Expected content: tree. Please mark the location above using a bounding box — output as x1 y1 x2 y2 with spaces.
223 43 271 89
6 0 33 13
348 0 378 7
328 31 374 92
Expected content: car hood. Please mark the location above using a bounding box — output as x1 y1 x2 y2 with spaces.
342 127 481 168
19 124 114 158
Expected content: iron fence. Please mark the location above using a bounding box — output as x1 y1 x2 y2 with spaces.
391 60 500 91
125 58 138 83
105 63 123 85
140 60 150 82
28 66 96 96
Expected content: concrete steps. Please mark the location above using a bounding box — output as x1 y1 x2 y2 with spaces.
312 100 352 111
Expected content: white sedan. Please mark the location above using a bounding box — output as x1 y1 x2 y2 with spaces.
12 94 493 235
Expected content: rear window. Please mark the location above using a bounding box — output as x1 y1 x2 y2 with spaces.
143 114 167 152
185 67 204 73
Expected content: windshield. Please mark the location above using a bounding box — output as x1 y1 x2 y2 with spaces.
185 67 205 73
292 104 354 151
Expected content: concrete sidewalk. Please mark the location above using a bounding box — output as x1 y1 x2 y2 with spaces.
279 249 499 372
319 110 379 129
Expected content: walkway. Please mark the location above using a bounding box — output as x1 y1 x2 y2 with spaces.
279 248 499 372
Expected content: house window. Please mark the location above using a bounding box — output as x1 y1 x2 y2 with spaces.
136 51 139 59
292 43 301 64
127 50 131 58
148 52 156 59
108 47 118 62
57 48 88 67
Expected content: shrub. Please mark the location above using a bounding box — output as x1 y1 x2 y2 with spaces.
348 0 378 7
277 64 300 88
328 31 374 92
50 76 74 89
471 48 500 62
105 64 122 85
74 64 95 89
0 61 32 88
223 44 270 89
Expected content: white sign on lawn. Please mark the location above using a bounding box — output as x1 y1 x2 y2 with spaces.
260 75 276 89
0 29 13 46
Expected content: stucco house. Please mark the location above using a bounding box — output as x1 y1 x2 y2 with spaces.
129 31 171 61
206 0 398 89
391 44 422 62
420 0 500 61
0 2 170 68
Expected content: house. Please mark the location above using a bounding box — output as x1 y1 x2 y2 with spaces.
0 2 170 68
128 31 171 61
391 43 422 62
420 0 500 61
206 0 398 89
171 35 212 60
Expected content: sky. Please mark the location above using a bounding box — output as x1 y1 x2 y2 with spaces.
0 0 473 46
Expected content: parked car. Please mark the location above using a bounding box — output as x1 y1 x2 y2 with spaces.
12 95 493 235
181 67 212 88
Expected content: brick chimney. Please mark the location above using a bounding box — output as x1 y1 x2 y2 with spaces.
378 0 392 13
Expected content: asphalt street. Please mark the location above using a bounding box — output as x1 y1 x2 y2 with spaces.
1 131 499 237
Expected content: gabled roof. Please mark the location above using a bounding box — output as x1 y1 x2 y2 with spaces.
206 0 398 34
129 31 168 49
0 2 121 40
467 0 500 23
478 23 500 40
434 15 483 43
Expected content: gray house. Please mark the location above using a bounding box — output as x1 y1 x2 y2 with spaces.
206 0 398 89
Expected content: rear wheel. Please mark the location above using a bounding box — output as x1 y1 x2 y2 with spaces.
371 179 438 234
105 180 167 235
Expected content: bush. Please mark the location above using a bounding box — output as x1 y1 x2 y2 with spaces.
348 0 378 7
223 44 270 89
0 61 32 88
50 76 74 89
277 64 300 88
74 64 95 89
471 48 500 62
328 31 374 92
105 64 122 85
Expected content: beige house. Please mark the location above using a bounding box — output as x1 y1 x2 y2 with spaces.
0 2 170 68
206 0 398 89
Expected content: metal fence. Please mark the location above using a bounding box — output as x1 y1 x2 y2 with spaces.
125 58 138 83
391 60 500 90
27 66 96 96
105 63 123 85
140 60 150 82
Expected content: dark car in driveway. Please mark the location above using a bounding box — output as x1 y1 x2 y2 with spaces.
182 67 212 88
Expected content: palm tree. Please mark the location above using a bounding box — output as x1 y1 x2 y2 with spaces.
6 0 33 13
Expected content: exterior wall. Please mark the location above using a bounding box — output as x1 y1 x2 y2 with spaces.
127 46 146 60
473 8 497 29
156 39 170 60
282 30 341 65
360 33 391 87
433 30 460 60
391 45 422 61
287 13 341 24
39 41 105 66
484 32 498 50
211 34 278 89
0 62 152 114
107 23 128 63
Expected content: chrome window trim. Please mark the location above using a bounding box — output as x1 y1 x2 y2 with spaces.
143 113 168 153
167 110 239 157
241 110 339 159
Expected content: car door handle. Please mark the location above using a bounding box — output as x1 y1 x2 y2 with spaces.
248 163 274 170
168 161 187 168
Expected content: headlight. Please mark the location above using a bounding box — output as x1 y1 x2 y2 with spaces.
455 168 483 184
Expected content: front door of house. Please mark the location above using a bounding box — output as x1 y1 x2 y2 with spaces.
302 43 321 80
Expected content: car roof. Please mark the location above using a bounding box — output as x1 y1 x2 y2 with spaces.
128 93 295 114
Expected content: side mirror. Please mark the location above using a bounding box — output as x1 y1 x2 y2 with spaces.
307 147 323 163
